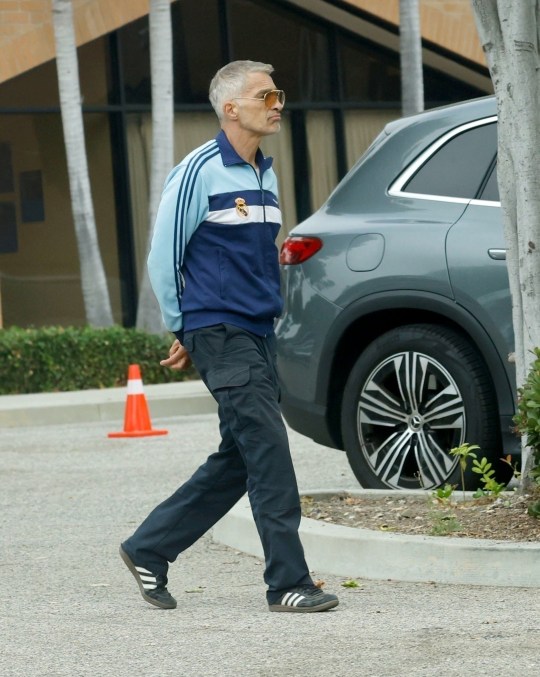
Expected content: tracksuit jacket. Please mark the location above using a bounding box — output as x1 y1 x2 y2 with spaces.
147 130 283 338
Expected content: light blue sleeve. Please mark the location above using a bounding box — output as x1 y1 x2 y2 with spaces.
147 162 209 332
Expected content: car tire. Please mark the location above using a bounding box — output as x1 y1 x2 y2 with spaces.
341 324 508 490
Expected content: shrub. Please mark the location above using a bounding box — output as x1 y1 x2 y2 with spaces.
0 326 197 394
514 347 540 484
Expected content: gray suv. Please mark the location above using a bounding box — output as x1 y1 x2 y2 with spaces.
276 96 516 491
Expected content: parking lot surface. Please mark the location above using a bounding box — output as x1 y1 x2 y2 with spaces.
1 414 538 676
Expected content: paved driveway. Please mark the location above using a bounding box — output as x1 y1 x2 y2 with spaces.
1 414 538 676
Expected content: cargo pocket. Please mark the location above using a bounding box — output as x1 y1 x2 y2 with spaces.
207 365 250 392
207 365 251 429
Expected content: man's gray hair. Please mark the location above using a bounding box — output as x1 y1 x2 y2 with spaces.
209 60 274 120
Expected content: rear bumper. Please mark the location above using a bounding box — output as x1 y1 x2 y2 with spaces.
280 392 339 450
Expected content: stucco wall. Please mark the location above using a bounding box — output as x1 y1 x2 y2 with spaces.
344 0 485 66
0 0 177 84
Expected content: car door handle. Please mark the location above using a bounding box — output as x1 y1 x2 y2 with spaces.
488 248 507 260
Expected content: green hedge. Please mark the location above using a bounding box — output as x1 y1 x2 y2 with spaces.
514 347 540 484
0 326 197 395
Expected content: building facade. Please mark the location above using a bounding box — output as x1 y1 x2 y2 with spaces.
0 0 490 328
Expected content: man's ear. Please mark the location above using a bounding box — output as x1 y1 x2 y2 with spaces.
223 102 238 120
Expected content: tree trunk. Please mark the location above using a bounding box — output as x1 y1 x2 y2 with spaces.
52 0 114 327
136 0 174 333
399 0 424 116
470 0 540 484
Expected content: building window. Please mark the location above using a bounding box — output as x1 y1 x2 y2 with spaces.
228 0 332 102
339 33 401 103
338 30 484 106
118 17 151 104
20 170 45 222
0 202 17 254
172 0 223 104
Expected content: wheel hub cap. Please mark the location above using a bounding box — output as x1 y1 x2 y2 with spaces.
356 350 465 490
408 413 424 431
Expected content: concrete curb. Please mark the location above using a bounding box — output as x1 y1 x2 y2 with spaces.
4 385 537 588
0 380 216 427
212 491 540 588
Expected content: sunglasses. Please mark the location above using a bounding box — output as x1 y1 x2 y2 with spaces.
234 89 286 108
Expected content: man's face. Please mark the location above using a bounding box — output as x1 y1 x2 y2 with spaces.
232 72 284 137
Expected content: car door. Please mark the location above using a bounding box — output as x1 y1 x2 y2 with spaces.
445 160 515 415
396 116 511 363
446 179 512 346
392 115 516 450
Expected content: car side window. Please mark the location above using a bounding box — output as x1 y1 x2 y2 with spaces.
403 123 497 200
478 161 499 201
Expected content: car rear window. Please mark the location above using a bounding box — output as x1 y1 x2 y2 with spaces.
403 122 496 200
479 162 499 201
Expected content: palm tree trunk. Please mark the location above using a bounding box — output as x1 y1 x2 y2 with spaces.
399 0 424 116
52 0 114 327
471 0 540 486
136 0 174 333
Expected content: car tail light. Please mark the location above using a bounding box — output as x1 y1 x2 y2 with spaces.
279 236 323 265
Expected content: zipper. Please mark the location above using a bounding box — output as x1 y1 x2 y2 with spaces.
250 165 266 222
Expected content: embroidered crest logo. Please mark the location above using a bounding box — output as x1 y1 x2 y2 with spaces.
235 197 249 217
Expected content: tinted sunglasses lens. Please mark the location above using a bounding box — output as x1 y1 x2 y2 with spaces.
264 90 285 107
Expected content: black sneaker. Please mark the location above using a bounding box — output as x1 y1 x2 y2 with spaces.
119 545 177 610
268 585 339 613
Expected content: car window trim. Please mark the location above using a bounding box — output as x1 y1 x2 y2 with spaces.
475 153 498 200
388 115 498 205
469 198 500 208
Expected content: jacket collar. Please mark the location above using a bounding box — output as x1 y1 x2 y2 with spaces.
216 130 274 173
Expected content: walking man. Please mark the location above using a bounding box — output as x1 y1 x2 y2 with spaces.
120 60 339 613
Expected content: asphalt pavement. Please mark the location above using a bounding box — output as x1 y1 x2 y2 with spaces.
1 384 539 676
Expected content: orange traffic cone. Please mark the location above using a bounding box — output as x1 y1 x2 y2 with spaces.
108 364 168 438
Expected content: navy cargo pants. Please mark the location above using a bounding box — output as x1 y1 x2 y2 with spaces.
122 323 313 602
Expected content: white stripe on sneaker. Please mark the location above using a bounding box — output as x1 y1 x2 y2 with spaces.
281 592 306 607
292 594 305 607
136 566 157 590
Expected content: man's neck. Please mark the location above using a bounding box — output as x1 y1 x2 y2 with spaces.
221 124 261 168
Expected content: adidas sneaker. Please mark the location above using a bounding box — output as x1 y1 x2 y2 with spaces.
269 585 339 613
119 545 177 609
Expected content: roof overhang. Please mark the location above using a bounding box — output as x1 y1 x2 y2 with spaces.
283 0 491 92
0 0 166 85
1 0 491 93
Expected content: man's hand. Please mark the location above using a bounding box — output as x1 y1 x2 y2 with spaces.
160 339 192 371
